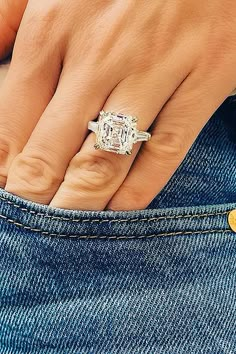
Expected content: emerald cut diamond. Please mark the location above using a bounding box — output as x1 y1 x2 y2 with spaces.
96 112 136 155
88 111 151 155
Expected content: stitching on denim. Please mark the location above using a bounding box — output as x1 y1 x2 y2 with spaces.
0 195 229 223
0 213 231 239
42 210 228 224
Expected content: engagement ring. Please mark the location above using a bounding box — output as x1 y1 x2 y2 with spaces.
88 111 151 155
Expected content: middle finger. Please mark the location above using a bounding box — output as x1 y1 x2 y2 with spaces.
5 63 120 204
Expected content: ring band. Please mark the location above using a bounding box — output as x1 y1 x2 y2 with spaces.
88 111 151 155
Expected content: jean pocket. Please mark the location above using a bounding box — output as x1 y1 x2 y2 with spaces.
0 188 236 354
0 187 235 241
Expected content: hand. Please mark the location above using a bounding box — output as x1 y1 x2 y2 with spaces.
0 0 236 210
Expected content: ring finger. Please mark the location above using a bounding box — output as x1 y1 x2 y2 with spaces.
49 57 191 210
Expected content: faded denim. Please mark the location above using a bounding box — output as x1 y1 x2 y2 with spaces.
0 97 236 353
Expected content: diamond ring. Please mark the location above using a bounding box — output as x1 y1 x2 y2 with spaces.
88 111 151 155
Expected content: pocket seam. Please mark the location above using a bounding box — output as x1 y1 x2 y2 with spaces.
0 213 231 239
0 195 229 223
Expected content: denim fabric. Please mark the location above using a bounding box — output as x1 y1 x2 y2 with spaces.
148 96 236 209
0 98 236 354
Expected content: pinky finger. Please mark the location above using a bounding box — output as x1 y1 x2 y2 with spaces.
107 73 231 211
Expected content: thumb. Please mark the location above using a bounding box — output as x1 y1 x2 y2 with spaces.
0 0 28 60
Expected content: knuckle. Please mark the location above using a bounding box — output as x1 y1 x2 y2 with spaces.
69 153 117 191
148 127 187 161
0 136 20 186
7 153 61 195
199 25 236 70
114 185 148 210
0 140 11 160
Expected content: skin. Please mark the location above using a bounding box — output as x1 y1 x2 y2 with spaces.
0 0 235 211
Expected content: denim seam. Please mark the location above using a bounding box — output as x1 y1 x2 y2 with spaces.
0 213 232 239
36 210 229 224
0 196 230 223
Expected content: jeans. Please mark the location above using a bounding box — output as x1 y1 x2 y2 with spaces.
0 96 235 354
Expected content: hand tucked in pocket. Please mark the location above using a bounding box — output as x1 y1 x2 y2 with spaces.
0 0 236 210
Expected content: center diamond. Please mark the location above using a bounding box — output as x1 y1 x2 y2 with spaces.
96 112 136 154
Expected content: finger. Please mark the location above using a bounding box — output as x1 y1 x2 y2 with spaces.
0 6 62 186
4 61 120 204
0 0 28 59
49 57 190 211
107 69 234 211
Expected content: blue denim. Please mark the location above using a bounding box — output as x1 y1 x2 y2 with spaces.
0 97 236 353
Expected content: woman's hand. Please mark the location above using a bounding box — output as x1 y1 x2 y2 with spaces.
0 0 236 210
